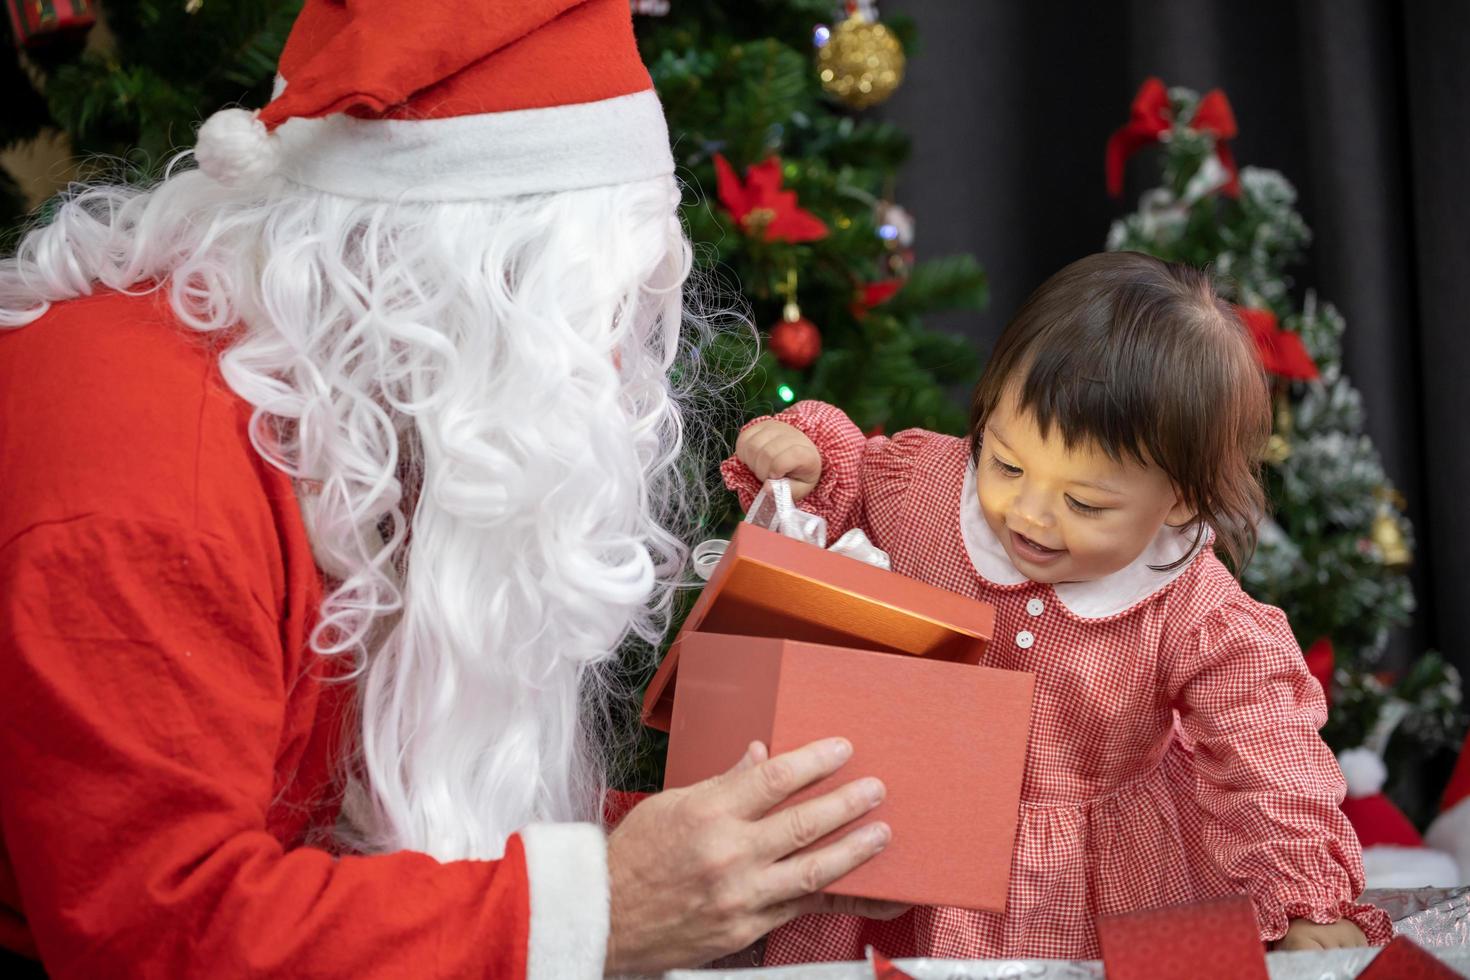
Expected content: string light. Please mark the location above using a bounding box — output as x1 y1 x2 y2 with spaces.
778 384 796 403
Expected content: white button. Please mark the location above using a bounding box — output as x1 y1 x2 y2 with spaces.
1026 597 1045 617
1016 630 1035 649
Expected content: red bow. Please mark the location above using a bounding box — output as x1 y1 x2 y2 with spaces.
1106 77 1241 198
714 154 829 243
1234 305 1319 381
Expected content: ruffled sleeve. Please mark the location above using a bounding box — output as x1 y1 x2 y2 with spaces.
1164 598 1393 946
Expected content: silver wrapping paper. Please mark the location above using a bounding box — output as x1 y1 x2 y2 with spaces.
656 887 1470 979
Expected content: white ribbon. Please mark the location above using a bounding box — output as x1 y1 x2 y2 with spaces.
692 479 892 581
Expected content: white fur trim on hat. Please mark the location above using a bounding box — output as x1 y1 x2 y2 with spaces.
1339 747 1388 798
195 108 280 187
1426 798 1470 885
265 88 674 202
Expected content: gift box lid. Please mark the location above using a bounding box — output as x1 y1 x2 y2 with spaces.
642 522 995 730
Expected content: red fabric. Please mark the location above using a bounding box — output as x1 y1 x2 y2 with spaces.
1356 936 1464 979
722 401 1390 962
713 155 829 243
1342 793 1425 848
1234 305 1320 381
602 790 650 830
260 0 652 127
1096 894 1268 980
1305 637 1335 704
0 291 531 977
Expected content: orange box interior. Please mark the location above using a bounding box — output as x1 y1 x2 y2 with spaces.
643 522 997 731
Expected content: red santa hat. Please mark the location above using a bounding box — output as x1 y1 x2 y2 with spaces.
1339 747 1461 888
194 0 674 200
1424 729 1470 884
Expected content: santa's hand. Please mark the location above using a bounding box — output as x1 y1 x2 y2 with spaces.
1274 917 1368 950
604 738 896 973
736 420 822 502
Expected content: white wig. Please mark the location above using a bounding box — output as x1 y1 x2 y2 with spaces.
0 161 736 860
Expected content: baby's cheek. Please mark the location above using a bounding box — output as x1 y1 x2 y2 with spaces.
1070 522 1150 576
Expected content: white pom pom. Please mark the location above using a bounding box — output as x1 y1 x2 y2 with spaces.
195 108 278 187
1339 747 1387 798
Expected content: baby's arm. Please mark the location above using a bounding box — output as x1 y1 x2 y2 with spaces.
1164 598 1391 947
721 401 871 537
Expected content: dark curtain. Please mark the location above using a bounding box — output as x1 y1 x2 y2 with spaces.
881 0 1468 673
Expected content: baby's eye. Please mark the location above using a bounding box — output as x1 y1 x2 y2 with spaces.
989 455 1022 477
1066 495 1106 516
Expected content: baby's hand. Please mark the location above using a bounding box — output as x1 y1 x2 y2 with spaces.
1275 917 1368 950
735 420 822 502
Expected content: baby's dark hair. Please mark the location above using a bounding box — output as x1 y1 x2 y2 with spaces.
968 251 1271 572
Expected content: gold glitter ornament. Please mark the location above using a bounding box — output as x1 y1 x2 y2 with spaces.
817 13 905 109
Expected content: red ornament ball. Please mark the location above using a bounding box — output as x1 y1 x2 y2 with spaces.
770 315 822 370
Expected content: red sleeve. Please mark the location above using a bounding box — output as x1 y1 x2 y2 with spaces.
1164 598 1392 946
0 516 534 979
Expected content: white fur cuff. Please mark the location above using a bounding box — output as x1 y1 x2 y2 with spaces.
521 822 610 980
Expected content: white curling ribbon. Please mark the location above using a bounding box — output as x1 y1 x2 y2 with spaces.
692 478 891 581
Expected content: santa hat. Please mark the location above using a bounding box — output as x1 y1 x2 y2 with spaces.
1339 747 1461 888
194 0 674 201
1424 729 1470 883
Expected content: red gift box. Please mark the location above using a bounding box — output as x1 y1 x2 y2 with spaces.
1096 893 1268 980
1356 936 1464 979
5 0 95 47
643 522 1034 911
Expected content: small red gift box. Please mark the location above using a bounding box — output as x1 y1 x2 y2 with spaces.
643 522 1034 911
1356 936 1464 980
1096 893 1268 980
6 0 95 47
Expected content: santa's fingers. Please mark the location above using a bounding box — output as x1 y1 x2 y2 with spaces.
749 776 885 861
752 820 891 911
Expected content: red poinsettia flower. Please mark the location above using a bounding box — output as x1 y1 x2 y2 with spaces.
849 278 904 319
1235 305 1319 381
1106 77 1240 198
714 154 829 243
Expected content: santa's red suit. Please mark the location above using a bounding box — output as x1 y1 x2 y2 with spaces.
1 290 558 976
0 1 676 976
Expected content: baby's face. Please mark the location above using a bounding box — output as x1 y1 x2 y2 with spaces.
975 392 1193 585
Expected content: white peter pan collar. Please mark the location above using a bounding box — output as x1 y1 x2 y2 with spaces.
958 462 1206 620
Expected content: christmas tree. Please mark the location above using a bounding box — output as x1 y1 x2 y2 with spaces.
635 0 987 529
1105 79 1463 820
6 1 987 530
1 0 294 231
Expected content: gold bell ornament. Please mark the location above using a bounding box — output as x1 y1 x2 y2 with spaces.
1370 488 1412 569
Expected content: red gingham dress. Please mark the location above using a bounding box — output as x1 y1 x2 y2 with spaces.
721 401 1392 963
